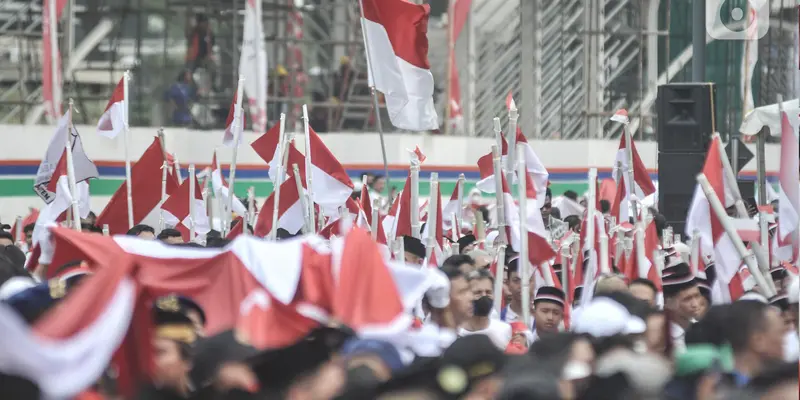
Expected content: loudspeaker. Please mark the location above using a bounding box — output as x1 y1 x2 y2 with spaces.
656 83 717 154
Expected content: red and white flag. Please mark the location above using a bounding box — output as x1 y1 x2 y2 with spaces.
222 90 246 147
253 178 305 237
305 126 354 213
96 77 126 139
611 131 656 222
96 138 177 235
685 136 741 303
514 128 550 207
239 0 268 133
160 176 210 241
382 175 413 241
475 136 509 193
251 122 307 183
360 180 387 244
42 0 68 120
500 172 556 267
211 152 248 217
441 179 462 230
421 185 444 267
361 0 438 131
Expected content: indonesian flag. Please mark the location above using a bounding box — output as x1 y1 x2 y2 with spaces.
96 137 178 235
227 216 245 240
11 208 39 243
305 126 354 213
685 136 741 303
514 127 550 207
253 178 305 237
575 210 608 306
222 90 246 147
160 176 210 241
777 110 799 253
500 172 556 267
421 185 444 267
320 198 370 239
611 131 656 222
211 152 248 217
385 174 414 240
251 121 300 183
475 136 509 193
34 110 98 203
442 179 462 230
623 220 663 290
96 77 126 139
360 180 387 244
361 0 438 131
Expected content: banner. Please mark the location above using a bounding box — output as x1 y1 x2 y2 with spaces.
34 110 99 204
42 0 68 121
239 0 268 133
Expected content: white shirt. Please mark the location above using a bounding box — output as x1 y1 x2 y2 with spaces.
670 322 687 352
459 319 513 350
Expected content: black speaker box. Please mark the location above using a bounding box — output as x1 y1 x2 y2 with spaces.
656 83 717 154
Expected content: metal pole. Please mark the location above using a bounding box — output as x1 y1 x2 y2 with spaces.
756 129 767 205
227 75 245 236
270 114 287 240
425 173 439 261
189 164 196 241
517 145 531 326
466 1 476 136
410 160 421 239
691 0 705 81
66 100 81 231
48 0 61 121
302 104 316 232
122 71 134 229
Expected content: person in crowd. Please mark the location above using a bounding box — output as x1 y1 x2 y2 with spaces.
599 199 611 215
564 215 581 234
185 14 215 75
127 224 156 239
402 236 425 265
594 273 628 296
164 69 195 127
23 223 35 250
456 234 477 254
662 263 704 351
528 333 594 398
467 249 492 270
629 278 658 307
532 286 566 341
747 361 799 400
157 229 184 245
441 254 475 275
436 265 473 329
726 300 786 386
572 286 583 308
0 231 13 247
663 343 735 400
460 268 511 349
499 258 530 324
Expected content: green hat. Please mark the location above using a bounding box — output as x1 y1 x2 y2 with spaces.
674 344 734 377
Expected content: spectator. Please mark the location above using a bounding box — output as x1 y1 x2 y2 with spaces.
441 254 475 275
185 14 215 81
460 268 512 349
629 278 658 307
23 223 35 250
564 215 581 234
127 224 156 240
727 300 785 385
165 70 195 127
157 228 184 245
0 231 13 247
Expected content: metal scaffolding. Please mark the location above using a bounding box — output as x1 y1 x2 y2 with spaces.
448 0 799 139
0 0 376 131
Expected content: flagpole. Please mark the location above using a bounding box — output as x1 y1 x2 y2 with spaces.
507 100 518 175
270 113 287 240
697 173 775 297
357 0 390 195
203 170 213 229
456 173 465 235
102 224 109 236
444 0 454 136
245 186 255 235
188 164 196 241
580 168 598 307
492 145 507 244
517 145 531 327
410 156 421 239
292 163 310 233
173 156 184 184
157 127 168 232
14 216 22 246
623 126 638 222
227 75 245 236
425 173 439 261
122 71 134 229
371 199 379 241
48 0 60 121
302 104 316 232
66 99 81 232
492 245 507 313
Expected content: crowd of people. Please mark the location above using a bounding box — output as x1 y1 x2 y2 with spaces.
0 180 797 400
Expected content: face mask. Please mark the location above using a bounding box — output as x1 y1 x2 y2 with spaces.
473 296 494 317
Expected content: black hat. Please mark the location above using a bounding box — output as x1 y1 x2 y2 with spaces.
573 285 584 300
770 265 787 282
534 286 565 308
153 294 197 344
456 235 476 253
695 277 711 302
245 324 355 395
5 279 68 323
402 235 426 259
769 294 789 312
662 263 697 299
190 329 259 389
276 228 300 240
0 245 26 269
376 335 506 398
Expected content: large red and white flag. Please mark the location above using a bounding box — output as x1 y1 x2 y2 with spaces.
475 136 509 193
777 111 799 249
611 132 656 222
211 152 248 217
253 178 305 237
514 128 550 207
361 0 438 131
34 109 99 203
239 0 268 133
441 179 462 230
305 126 354 213
500 172 556 267
96 77 126 139
161 176 210 241
251 122 307 185
685 136 741 303
96 138 177 235
384 174 414 240
42 0 68 121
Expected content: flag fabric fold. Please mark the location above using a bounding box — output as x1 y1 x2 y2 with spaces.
160 176 210 241
253 178 305 237
305 126 354 214
611 133 656 222
96 77 126 139
360 0 438 131
211 151 249 217
35 110 98 203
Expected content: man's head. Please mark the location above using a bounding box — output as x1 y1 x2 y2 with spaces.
23 223 35 248
727 300 785 366
564 215 581 234
402 236 425 265
157 228 184 245
629 278 657 307
533 286 565 334
662 264 703 324
468 268 494 319
152 295 197 390
440 265 473 326
371 175 386 193
127 224 156 240
457 235 477 254
593 274 628 296
442 254 475 275
0 231 13 247
506 258 522 303
467 249 492 270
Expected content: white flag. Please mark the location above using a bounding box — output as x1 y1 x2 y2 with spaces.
239 0 268 133
34 110 99 204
